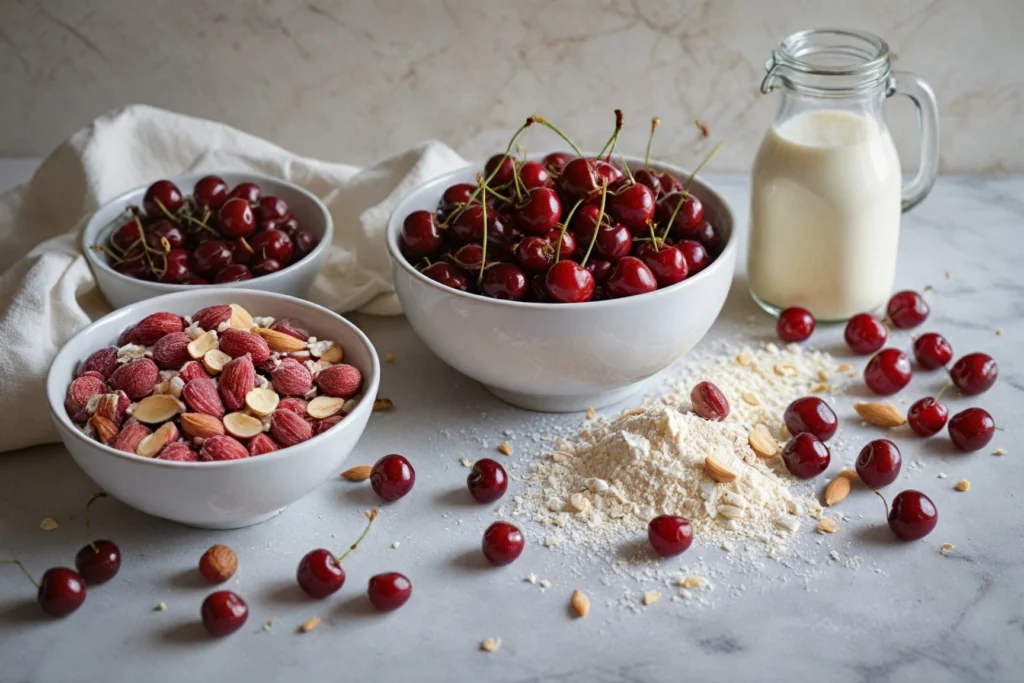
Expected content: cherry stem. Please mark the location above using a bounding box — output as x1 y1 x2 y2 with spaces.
529 116 583 158
450 119 534 224
660 141 723 242
647 221 660 252
177 210 218 235
84 492 108 553
596 110 625 160
555 198 586 263
935 381 951 401
153 197 176 221
873 489 890 517
644 117 660 169
580 180 609 268
336 507 379 564
477 173 489 287
510 154 525 203
0 559 39 589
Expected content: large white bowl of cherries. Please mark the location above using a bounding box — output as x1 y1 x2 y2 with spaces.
83 172 332 308
387 113 737 412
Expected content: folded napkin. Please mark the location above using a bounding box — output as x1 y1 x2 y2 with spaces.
0 104 468 452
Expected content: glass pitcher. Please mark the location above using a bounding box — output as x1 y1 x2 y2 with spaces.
748 29 939 321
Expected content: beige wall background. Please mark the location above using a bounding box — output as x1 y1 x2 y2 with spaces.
2 0 1022 172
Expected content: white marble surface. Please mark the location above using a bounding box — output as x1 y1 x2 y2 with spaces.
1 160 1023 682
2 0 1024 172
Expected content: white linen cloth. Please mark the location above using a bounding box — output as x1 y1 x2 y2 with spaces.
0 105 467 452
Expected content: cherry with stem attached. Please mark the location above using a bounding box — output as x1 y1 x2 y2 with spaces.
296 507 380 599
1 559 87 617
74 492 122 586
660 142 724 243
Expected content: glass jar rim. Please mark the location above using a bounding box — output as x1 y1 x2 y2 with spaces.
762 28 895 96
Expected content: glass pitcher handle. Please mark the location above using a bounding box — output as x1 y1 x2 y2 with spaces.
892 71 940 212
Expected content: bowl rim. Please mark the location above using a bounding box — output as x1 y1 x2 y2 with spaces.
82 171 334 291
386 154 737 311
46 288 380 470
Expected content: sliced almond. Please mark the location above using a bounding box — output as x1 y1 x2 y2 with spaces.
480 637 501 653
570 589 590 618
741 392 760 406
203 349 233 374
955 479 970 492
308 396 346 420
837 362 855 373
748 426 778 458
817 369 829 381
245 388 280 417
132 394 182 424
811 382 829 393
187 331 218 359
823 475 851 506
497 442 513 456
136 423 177 458
586 407 596 420
735 353 752 366
319 343 344 364
384 352 397 363
773 363 798 377
298 616 321 633
373 397 394 412
679 576 704 589
341 465 372 481
620 407 646 417
254 327 307 353
853 402 906 428
643 589 661 606
228 303 253 330
817 518 839 534
223 412 263 439
704 455 737 483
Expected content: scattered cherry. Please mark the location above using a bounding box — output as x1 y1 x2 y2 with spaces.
781 433 831 479
646 515 693 557
370 454 416 501
201 590 248 637
864 348 913 396
783 396 838 442
296 548 345 598
37 567 87 617
777 307 815 343
855 439 902 489
844 313 888 354
913 332 953 370
72 493 121 586
887 290 929 329
949 352 998 395
467 458 508 503
907 397 949 437
481 521 524 566
887 490 938 541
947 407 995 452
367 572 412 612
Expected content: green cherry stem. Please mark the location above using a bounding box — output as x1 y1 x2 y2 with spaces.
580 180 609 268
477 173 489 287
0 559 39 589
450 118 534 224
596 109 625 161
647 221 660 252
644 117 660 170
84 492 108 553
336 507 379 564
873 490 890 517
555 198 586 263
660 141 723 242
529 116 584 158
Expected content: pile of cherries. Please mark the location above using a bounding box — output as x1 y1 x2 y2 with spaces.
399 113 724 303
94 177 319 284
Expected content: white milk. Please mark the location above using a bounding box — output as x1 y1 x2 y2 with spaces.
748 109 901 320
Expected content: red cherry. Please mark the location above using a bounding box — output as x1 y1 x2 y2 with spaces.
584 258 613 284
777 307 815 342
226 236 253 265
781 433 831 479
855 439 902 489
514 236 552 272
907 397 949 437
451 205 507 244
367 572 412 612
217 197 256 238
450 243 487 273
37 567 87 617
516 188 562 235
519 161 552 189
251 256 283 277
227 182 261 204
913 333 953 370
143 180 184 217
422 262 469 291
193 175 229 211
864 349 912 396
481 521 524 566
657 172 683 194
692 221 723 257
370 454 415 501
569 203 603 240
292 230 318 259
110 219 143 252
481 263 529 301
558 158 603 199
947 407 995 451
676 240 709 275
634 168 661 195
646 515 693 557
660 193 704 237
467 458 508 503
541 151 574 174
545 260 595 303
637 243 688 287
593 223 633 261
145 219 187 251
250 229 294 264
296 548 345 598
74 541 121 585
844 313 888 354
887 490 938 541
214 264 253 283
606 256 657 298
887 290 929 329
593 160 624 188
401 211 444 258
192 240 234 277
545 228 577 260
607 183 656 233
949 353 998 395
441 183 476 209
158 249 194 283
255 195 289 224
485 154 516 185
783 396 838 442
201 590 248 637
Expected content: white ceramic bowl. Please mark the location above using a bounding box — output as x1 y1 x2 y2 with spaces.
82 172 333 309
46 289 379 529
387 157 737 412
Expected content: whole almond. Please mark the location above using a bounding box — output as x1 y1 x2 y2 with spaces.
316 364 362 399
341 464 372 481
93 392 131 426
248 433 281 456
132 394 182 424
130 312 184 346
853 402 907 428
200 434 249 461
109 358 160 399
182 377 225 417
823 475 852 506
198 544 237 583
570 589 590 618
152 332 193 370
704 455 737 483
690 381 730 421
219 328 271 364
270 409 313 447
111 423 151 453
748 426 779 458
86 415 119 444
272 358 313 397
79 346 119 379
254 327 307 353
373 397 394 412
192 305 232 331
219 356 255 411
136 422 180 458
180 412 225 440
177 360 209 384
65 374 107 423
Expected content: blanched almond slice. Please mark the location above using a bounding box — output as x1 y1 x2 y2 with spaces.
203 349 232 374
319 343 344 364
224 412 263 439
748 426 778 458
254 327 306 353
307 396 346 420
187 331 218 359
704 456 737 483
823 475 851 506
245 388 280 417
817 518 839 534
132 394 182 424
228 303 253 330
136 423 177 458
853 402 906 428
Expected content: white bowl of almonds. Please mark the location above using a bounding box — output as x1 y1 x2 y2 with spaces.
46 288 379 529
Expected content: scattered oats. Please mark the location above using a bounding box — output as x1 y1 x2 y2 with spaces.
994 448 1006 456
643 589 661 606
817 369 829 381
481 637 501 653
679 576 704 589
944 271 952 279
940 543 955 556
620 407 646 417
922 284 934 293
817 518 839 534
39 517 58 531
385 352 397 363
740 392 761 406
264 620 274 630
937 472 948 479
721 541 735 553
459 457 472 467
544 536 559 548
525 573 538 584
299 616 321 633
774 363 798 377
391 541 400 549
539 579 551 590
586 408 596 420
497 442 513 456
373 397 394 412
995 328 1003 336
735 353 752 366
810 382 829 393
836 363 855 373
154 602 167 612
829 550 841 562
955 479 970 492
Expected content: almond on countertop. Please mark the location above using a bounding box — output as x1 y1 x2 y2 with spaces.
341 465 372 481
854 402 907 428
823 475 851 506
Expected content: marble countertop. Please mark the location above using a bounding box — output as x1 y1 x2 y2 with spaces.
1 162 1022 683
